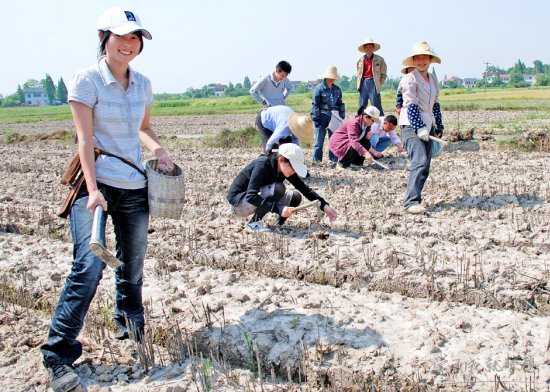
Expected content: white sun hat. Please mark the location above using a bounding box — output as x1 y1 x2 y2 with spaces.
277 143 308 178
364 106 380 120
321 65 340 80
357 38 381 53
97 6 152 40
402 41 441 67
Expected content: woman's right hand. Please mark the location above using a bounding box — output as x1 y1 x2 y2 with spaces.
364 151 374 163
87 190 108 212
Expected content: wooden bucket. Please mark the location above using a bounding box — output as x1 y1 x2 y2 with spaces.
146 159 185 219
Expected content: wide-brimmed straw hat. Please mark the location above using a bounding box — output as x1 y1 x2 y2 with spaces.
358 38 381 53
402 41 441 67
288 113 314 144
322 65 339 80
401 64 416 74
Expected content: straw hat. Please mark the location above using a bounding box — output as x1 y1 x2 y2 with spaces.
322 65 339 80
288 113 314 144
402 41 441 67
401 64 416 75
358 38 381 53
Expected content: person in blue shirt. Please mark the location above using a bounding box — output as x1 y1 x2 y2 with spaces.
256 105 313 153
311 66 345 164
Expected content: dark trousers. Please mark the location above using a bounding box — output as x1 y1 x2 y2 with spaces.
402 126 433 207
41 184 149 367
338 138 370 167
359 78 384 115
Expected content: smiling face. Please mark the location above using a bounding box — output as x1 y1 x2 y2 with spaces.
413 55 432 72
101 31 142 65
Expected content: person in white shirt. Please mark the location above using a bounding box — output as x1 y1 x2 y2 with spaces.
367 114 405 155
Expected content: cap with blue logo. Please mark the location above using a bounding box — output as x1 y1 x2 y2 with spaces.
97 6 152 40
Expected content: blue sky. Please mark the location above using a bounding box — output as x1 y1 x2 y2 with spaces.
1 0 548 95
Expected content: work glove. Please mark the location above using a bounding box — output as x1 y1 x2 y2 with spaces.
417 127 430 142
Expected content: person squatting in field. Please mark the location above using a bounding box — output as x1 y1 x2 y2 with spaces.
367 114 405 155
329 105 385 169
226 143 338 233
398 41 444 214
40 7 175 392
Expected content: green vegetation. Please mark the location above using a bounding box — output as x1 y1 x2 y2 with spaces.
1 87 550 125
203 127 261 149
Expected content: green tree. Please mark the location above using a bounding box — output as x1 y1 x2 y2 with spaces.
56 77 68 104
16 84 24 104
339 75 351 91
243 76 251 90
349 75 358 92
534 60 545 74
42 74 56 104
509 70 527 88
23 79 41 89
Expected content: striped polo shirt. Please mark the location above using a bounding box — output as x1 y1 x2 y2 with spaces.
68 57 152 189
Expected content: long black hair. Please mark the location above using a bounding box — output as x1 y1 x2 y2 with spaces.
98 30 144 58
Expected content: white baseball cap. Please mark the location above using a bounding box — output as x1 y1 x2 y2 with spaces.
97 7 152 40
364 106 380 120
276 143 308 178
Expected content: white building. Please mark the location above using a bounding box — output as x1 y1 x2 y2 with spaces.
23 87 48 106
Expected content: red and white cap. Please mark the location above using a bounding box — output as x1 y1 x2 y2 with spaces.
97 7 152 40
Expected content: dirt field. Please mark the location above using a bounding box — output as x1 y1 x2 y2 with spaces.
1 111 549 391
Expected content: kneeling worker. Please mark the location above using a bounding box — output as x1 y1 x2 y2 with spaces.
227 144 338 232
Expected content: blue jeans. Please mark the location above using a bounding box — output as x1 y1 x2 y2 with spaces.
359 78 384 115
41 184 149 367
312 125 337 162
370 135 393 153
402 126 433 207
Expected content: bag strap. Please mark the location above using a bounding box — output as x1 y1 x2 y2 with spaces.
95 148 147 178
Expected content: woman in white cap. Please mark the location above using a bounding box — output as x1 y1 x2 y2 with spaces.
227 143 337 232
41 7 174 391
311 65 345 165
329 105 383 169
399 41 444 214
356 38 387 114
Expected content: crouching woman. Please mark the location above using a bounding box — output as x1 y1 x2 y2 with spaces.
227 144 337 232
329 105 382 169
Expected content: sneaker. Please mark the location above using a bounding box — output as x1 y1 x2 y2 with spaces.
47 364 82 392
405 204 426 215
349 163 363 171
335 163 347 171
246 221 271 233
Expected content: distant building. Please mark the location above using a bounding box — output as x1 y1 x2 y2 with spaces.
463 78 479 88
24 86 48 106
523 74 536 86
207 83 227 97
442 75 463 88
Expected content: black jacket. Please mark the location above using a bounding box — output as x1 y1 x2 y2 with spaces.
227 154 328 210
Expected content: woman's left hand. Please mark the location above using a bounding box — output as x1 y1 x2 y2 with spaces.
154 147 175 173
